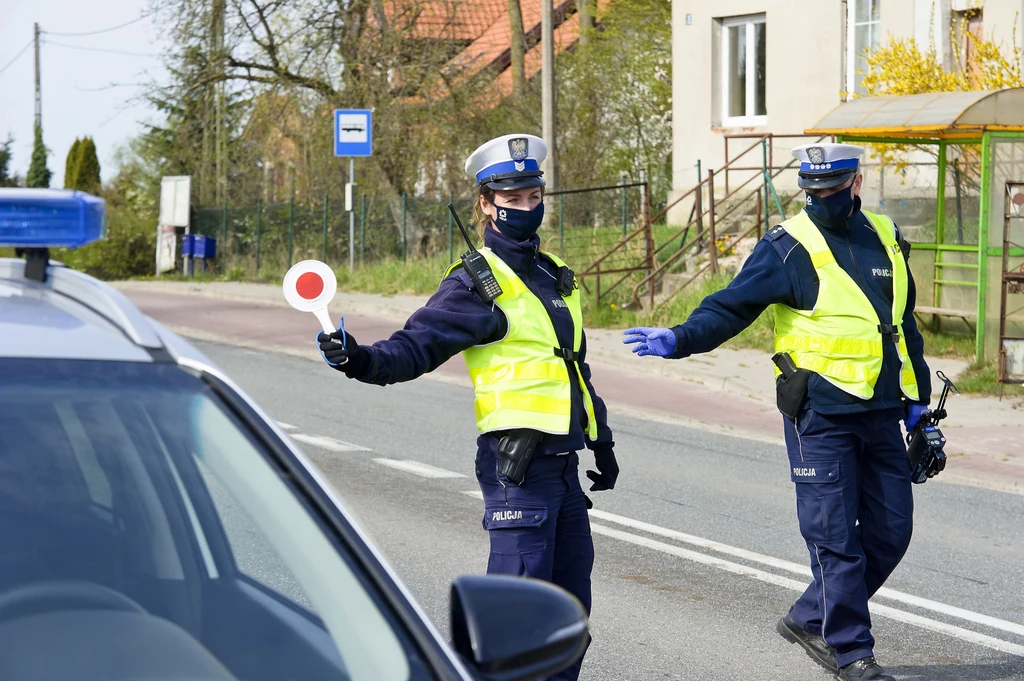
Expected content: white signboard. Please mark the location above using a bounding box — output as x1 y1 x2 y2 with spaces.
156 225 177 274
159 176 191 228
1005 339 1024 382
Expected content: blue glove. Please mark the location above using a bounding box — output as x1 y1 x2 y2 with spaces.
622 327 677 358
905 403 928 430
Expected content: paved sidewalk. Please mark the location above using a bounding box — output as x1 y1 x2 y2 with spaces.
114 279 1024 494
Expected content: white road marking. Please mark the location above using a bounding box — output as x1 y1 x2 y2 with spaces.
590 509 1024 639
374 459 467 479
454 495 1024 652
275 421 298 431
590 524 1024 658
291 433 369 452
280 420 1022 649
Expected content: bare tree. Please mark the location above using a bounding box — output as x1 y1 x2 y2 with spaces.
154 0 482 255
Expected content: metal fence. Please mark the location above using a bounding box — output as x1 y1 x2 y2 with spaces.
841 137 1024 361
191 181 648 277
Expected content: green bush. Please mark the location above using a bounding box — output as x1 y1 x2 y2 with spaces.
53 203 155 279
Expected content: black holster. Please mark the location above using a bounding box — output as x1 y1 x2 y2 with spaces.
496 429 543 485
772 352 811 420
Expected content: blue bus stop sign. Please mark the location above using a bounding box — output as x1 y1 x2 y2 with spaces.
334 109 372 157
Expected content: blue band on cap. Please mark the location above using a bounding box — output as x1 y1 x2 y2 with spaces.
476 159 540 184
800 158 858 174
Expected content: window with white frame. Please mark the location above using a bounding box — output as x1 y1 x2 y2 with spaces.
848 0 881 96
720 14 767 126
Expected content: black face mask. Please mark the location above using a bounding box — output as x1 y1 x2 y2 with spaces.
490 200 545 241
804 184 855 227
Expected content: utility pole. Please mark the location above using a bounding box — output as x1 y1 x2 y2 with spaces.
578 0 594 45
33 23 42 128
541 0 557 190
212 0 226 205
202 0 226 205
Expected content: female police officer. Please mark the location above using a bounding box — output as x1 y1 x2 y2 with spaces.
316 134 617 681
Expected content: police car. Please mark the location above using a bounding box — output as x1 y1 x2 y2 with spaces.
0 188 587 681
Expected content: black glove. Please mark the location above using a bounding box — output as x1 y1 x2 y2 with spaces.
317 329 370 375
586 443 618 492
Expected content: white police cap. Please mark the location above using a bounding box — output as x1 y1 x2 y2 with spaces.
792 143 865 190
465 134 547 191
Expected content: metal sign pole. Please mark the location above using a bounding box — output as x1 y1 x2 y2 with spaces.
349 157 355 274
334 108 372 273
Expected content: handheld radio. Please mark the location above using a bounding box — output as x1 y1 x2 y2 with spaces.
906 370 959 484
447 203 503 303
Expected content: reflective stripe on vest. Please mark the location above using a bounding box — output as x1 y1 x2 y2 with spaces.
772 210 920 401
443 248 598 438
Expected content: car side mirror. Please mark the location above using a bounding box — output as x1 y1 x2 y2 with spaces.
449 574 588 681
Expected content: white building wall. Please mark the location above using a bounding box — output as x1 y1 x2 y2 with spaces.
670 0 845 224
671 0 1024 225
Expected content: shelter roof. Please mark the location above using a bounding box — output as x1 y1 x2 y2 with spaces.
806 89 1024 140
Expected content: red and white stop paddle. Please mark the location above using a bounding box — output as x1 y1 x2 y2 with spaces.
283 260 339 334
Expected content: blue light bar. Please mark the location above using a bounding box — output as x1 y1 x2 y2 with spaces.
0 188 106 249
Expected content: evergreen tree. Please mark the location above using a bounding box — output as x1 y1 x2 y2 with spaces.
0 135 18 187
64 137 82 188
74 137 102 195
26 124 52 188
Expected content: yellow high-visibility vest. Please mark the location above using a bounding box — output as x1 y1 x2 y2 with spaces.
443 248 598 438
773 210 919 401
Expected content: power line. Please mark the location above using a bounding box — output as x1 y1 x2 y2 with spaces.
0 39 33 76
44 40 158 58
75 81 150 92
42 12 154 37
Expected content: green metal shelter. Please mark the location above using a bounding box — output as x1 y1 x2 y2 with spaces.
806 89 1024 363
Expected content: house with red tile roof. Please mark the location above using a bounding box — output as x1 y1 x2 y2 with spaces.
391 0 606 107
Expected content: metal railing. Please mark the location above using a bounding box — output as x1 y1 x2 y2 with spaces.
630 140 817 308
577 133 825 308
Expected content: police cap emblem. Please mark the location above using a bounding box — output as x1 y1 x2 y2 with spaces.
807 146 825 164
508 137 528 161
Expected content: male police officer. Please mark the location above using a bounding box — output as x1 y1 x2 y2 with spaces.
623 144 930 681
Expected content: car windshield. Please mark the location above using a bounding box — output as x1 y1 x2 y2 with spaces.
0 359 428 681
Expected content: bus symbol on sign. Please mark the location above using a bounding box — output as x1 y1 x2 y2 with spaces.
334 110 372 156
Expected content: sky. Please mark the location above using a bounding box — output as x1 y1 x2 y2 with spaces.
0 0 167 186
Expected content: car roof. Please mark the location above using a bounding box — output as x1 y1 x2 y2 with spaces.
0 257 200 364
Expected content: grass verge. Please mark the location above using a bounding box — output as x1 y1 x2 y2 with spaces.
126 255 1019 398
950 361 1024 399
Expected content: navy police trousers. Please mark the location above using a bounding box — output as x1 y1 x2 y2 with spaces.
784 407 914 668
476 445 594 681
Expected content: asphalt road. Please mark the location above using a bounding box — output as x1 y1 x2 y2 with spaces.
196 339 1024 681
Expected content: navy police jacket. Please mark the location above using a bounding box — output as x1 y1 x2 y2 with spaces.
670 197 931 414
348 227 613 456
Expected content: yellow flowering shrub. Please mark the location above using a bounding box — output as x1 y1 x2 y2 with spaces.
853 21 1023 174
